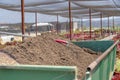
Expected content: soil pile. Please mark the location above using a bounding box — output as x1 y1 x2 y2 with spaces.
2 32 99 80
0 52 18 65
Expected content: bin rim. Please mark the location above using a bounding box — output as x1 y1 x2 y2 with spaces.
87 40 119 72
0 64 77 72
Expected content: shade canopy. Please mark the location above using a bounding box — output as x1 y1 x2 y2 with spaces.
0 0 120 18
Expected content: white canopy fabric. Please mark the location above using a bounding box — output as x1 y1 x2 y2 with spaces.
0 0 120 18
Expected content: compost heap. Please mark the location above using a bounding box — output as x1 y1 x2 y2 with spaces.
2 32 99 80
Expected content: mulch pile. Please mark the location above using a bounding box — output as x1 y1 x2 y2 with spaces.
2 32 99 80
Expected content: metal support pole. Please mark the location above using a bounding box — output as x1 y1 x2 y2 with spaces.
81 18 83 32
81 18 84 40
72 18 73 32
28 27 30 35
21 0 25 41
66 20 69 32
35 12 38 36
89 8 92 39
113 16 115 34
57 14 59 34
100 13 103 36
68 0 72 40
108 16 110 35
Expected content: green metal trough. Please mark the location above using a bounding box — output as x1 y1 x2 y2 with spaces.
0 40 118 80
73 40 118 80
0 65 77 80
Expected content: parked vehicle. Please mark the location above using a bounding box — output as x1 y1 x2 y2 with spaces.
30 23 54 32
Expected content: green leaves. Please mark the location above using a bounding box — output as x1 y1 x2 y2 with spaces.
115 58 120 72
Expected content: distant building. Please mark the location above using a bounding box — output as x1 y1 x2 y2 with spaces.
73 22 79 31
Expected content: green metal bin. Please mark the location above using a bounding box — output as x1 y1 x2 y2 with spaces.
0 40 118 80
73 40 118 80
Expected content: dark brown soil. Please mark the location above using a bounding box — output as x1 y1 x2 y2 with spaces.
2 32 99 80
